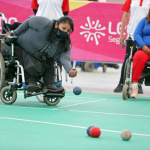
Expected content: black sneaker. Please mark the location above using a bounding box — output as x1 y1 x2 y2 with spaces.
26 83 41 93
114 84 123 93
138 84 143 94
42 84 64 93
57 85 65 91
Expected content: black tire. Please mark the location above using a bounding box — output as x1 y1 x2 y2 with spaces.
0 86 17 104
122 85 129 100
123 58 132 85
44 97 61 106
0 52 5 91
84 62 94 72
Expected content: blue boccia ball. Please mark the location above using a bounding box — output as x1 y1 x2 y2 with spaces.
73 87 82 95
87 126 94 136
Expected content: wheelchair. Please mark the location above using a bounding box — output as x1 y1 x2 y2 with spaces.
122 36 150 100
0 13 65 106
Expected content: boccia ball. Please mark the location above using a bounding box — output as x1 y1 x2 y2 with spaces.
121 129 132 141
86 126 94 136
89 127 101 138
73 86 82 95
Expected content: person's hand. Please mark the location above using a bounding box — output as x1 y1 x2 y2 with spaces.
142 45 150 55
5 32 10 38
119 34 126 46
69 69 77 77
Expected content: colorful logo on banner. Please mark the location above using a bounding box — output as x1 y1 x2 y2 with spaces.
80 16 106 45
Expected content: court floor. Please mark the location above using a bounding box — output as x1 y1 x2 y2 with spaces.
0 91 150 150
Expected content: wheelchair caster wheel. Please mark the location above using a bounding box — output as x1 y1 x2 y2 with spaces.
84 62 94 72
44 97 61 106
36 94 45 103
122 85 130 100
0 86 17 104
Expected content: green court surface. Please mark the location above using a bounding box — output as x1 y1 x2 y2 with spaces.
0 91 150 150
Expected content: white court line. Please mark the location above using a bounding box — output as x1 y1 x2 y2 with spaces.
0 116 150 137
51 99 106 110
63 110 150 118
0 103 150 118
0 99 106 111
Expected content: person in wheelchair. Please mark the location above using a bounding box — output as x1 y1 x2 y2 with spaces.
5 16 77 93
130 8 150 98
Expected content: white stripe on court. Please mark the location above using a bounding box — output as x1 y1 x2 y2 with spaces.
0 116 150 137
0 103 150 118
0 99 105 111
51 99 106 110
63 110 150 118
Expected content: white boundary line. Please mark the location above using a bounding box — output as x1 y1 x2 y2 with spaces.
0 116 150 137
64 110 150 118
51 99 106 110
0 99 106 111
0 103 150 118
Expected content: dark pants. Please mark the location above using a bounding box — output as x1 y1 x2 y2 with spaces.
14 46 55 85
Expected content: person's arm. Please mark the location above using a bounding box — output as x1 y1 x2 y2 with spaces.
120 11 129 46
133 18 147 48
33 9 37 15
13 19 30 36
62 0 70 15
120 0 131 46
63 11 69 16
31 0 39 15
133 18 150 55
13 17 51 36
59 48 77 77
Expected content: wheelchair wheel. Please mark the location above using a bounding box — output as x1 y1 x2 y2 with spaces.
122 85 130 100
84 62 94 72
0 86 17 104
44 97 61 106
36 95 45 103
0 52 6 91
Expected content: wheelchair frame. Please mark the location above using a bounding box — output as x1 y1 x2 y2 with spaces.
122 37 150 100
0 13 65 106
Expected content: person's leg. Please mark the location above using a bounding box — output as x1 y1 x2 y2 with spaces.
55 59 64 91
114 45 131 92
14 46 39 92
42 58 63 92
130 50 150 98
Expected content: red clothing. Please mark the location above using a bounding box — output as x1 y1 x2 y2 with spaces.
122 0 131 12
132 50 150 82
31 0 69 12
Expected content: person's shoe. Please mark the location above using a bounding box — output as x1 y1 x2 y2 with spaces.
57 85 65 91
130 85 138 98
138 84 143 94
42 84 64 93
114 84 123 93
26 83 41 93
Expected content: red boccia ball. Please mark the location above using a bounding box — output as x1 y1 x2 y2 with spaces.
89 127 101 138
